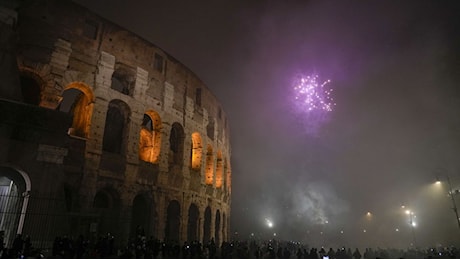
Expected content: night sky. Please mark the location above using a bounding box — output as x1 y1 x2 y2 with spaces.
74 0 460 249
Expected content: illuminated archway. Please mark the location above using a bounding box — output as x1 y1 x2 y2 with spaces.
139 110 162 163
215 151 223 188
59 82 94 138
190 132 202 170
205 145 214 185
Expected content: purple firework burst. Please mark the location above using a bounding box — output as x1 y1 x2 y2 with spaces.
293 74 335 113
292 73 336 135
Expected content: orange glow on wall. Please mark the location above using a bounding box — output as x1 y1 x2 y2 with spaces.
191 132 202 170
215 150 223 188
139 111 162 163
205 145 214 185
65 83 94 138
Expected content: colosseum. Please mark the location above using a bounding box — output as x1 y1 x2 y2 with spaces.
0 0 231 250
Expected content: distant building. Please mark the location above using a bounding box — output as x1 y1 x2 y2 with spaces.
0 0 231 249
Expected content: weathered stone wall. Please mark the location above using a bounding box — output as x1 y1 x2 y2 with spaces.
0 0 231 247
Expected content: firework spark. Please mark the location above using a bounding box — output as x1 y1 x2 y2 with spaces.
292 73 335 135
293 74 335 113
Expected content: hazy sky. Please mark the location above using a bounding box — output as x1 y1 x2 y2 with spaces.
74 0 460 249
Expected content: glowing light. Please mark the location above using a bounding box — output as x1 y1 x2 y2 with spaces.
291 73 335 135
265 218 274 228
293 74 335 113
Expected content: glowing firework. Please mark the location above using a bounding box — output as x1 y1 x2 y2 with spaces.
291 73 335 135
293 74 335 113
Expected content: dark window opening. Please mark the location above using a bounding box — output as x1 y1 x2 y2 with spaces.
154 53 164 72
20 75 41 105
170 127 179 153
111 75 130 95
142 114 153 131
84 19 98 39
103 105 125 154
93 192 110 208
195 88 202 107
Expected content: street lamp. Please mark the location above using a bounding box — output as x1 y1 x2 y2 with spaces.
404 208 417 249
436 174 460 229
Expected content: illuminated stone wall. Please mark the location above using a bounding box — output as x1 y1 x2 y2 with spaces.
0 0 231 247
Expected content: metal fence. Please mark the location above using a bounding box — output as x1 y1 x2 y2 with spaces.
1 190 72 250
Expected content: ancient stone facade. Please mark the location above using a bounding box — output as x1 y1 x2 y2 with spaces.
0 0 231 249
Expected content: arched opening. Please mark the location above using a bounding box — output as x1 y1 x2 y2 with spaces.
102 100 130 154
187 203 199 242
190 132 202 170
205 145 214 185
203 206 211 244
0 166 30 248
206 118 215 140
215 210 221 246
19 71 42 105
168 123 184 166
139 110 162 163
215 151 223 188
222 213 226 242
165 200 180 242
93 188 121 237
131 194 151 237
111 67 134 96
59 83 94 138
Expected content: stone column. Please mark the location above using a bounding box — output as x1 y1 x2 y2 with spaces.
79 51 114 209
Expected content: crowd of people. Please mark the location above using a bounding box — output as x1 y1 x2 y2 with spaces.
1 231 459 258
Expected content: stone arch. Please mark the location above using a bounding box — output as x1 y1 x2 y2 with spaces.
203 206 211 244
139 110 162 163
215 150 223 188
102 99 131 155
190 132 202 171
168 122 185 166
131 193 154 237
93 187 121 237
215 209 221 246
205 145 214 185
187 203 199 242
18 68 44 106
59 82 94 138
0 165 31 247
165 200 180 242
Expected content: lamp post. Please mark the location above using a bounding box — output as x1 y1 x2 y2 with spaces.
405 209 417 249
436 174 460 229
